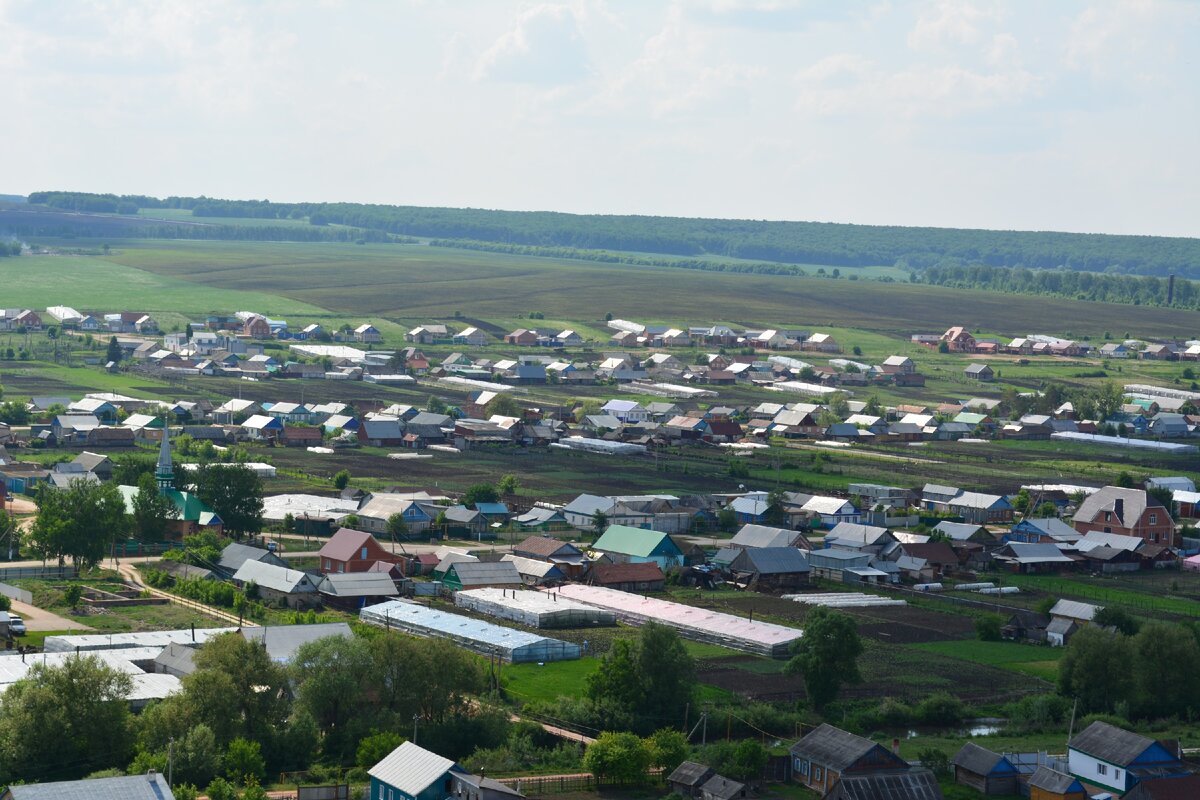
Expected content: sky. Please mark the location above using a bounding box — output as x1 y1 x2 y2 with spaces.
2 0 1198 237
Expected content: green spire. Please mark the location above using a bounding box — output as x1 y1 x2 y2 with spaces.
155 420 173 492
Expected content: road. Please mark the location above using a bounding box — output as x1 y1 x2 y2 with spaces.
9 598 92 631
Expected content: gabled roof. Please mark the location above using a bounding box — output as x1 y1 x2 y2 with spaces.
790 724 906 772
731 524 803 549
318 528 383 562
1069 720 1163 767
1050 598 1101 621
828 770 941 800
1075 486 1163 527
218 542 278 574
232 560 316 594
827 522 890 545
593 525 679 558
730 547 810 575
368 741 457 796
514 535 582 559
318 572 400 597
446 560 522 586
952 742 1014 776
3 773 177 800
932 521 989 541
592 561 665 584
667 761 714 787
1028 766 1083 793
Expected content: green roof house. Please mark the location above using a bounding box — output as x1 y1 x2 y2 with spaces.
592 524 683 569
118 425 223 540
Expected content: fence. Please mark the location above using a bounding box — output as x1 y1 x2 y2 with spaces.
0 566 71 581
0 582 32 604
495 769 663 796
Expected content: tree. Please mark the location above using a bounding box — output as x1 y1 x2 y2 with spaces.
28 481 129 571
1036 501 1059 517
194 465 264 539
426 395 447 414
584 732 650 784
386 512 408 542
1093 606 1140 636
191 633 289 745
240 778 270 800
290 635 372 758
591 510 609 539
332 469 351 491
0 655 134 782
645 729 690 774
357 731 406 769
132 472 179 542
723 740 769 781
1058 626 1135 714
497 474 521 496
1012 489 1031 514
764 489 787 526
105 336 123 364
975 614 1002 642
1131 623 1200 719
486 395 522 418
587 623 695 733
62 583 83 611
716 507 736 533
204 777 238 800
784 606 862 710
462 484 500 508
223 737 266 785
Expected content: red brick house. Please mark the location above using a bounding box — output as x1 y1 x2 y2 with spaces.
504 329 538 346
941 326 976 352
243 315 271 339
1072 486 1176 547
317 527 402 574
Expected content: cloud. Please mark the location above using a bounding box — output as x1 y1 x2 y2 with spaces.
474 4 589 84
907 0 996 51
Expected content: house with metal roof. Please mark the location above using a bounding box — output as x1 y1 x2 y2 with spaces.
500 554 566 586
232 560 319 609
216 541 287 578
789 723 910 796
952 742 1018 796
727 547 810 590
592 524 684 569
2 771 177 800
368 741 460 800
991 543 1076 575
1068 721 1186 795
317 572 400 609
588 561 666 592
1008 517 1082 545
441 560 523 592
730 524 811 550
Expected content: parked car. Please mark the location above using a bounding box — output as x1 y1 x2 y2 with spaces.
8 616 26 636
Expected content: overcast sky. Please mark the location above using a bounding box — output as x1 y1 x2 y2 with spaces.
3 1 1197 236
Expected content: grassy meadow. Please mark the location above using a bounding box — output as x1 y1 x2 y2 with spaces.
64 238 1200 338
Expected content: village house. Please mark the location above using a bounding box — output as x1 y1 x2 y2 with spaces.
941 326 977 352
964 363 994 381
231 560 318 609
952 742 1019 796
1073 486 1176 546
318 528 402 574
790 724 912 797
592 525 684 569
369 741 523 800
1067 721 1187 795
588 561 665 592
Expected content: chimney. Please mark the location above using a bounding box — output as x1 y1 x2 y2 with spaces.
147 769 157 781
1115 498 1125 522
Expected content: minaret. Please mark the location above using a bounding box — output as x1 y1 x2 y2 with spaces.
155 420 174 493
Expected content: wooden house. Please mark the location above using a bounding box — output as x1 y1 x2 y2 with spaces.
952 743 1019 796
789 724 909 796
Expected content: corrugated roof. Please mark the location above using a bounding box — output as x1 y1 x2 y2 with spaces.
667 761 714 787
592 562 665 584
241 623 352 661
1050 599 1101 621
730 547 810 575
593 524 677 558
233 560 316 595
514 535 579 559
367 741 457 796
318 572 399 597
731 524 802 549
318 528 379 562
448 561 523 586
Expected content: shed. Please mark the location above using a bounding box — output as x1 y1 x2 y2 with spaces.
952 742 1018 795
317 572 400 609
825 770 942 800
1028 766 1086 800
790 723 909 796
668 762 716 798
728 547 810 590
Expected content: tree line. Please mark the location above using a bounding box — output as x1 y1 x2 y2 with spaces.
25 191 1200 278
921 263 1199 310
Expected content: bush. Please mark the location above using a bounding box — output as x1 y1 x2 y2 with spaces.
1004 694 1071 732
914 693 965 726
975 614 1003 642
917 747 950 778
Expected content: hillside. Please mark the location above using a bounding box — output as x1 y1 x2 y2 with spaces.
22 190 1200 279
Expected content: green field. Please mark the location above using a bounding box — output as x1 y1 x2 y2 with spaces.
911 640 1062 682
71 239 1200 337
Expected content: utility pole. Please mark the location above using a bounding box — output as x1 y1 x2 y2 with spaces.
167 737 174 787
413 714 420 744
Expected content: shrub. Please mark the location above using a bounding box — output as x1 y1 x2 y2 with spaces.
914 693 965 726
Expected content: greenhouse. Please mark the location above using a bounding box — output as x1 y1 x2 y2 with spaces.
43 627 237 653
360 599 580 663
455 588 616 629
782 593 906 608
547 585 802 658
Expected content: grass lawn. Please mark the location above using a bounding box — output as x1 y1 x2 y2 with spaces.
911 641 1062 682
1003 575 1200 617
503 657 599 705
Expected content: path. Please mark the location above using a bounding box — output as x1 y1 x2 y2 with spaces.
118 562 258 628
8 598 92 632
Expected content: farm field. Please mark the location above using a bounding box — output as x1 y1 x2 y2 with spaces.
63 238 1200 337
911 641 1063 682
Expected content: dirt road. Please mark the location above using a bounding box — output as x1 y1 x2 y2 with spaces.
9 599 92 632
